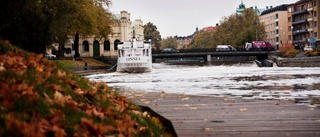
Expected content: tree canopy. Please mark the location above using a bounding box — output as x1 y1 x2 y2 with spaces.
0 0 113 54
143 22 162 50
160 36 178 50
190 8 266 49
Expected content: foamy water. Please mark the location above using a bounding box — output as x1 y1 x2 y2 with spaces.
86 62 320 100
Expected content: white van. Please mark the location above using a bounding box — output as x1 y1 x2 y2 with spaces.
216 45 236 51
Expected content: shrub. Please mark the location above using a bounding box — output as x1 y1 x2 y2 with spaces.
281 49 300 58
0 39 165 136
305 50 320 57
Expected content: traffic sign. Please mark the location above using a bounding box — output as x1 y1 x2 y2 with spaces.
310 38 316 44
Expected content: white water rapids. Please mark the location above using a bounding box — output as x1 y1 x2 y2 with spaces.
86 62 320 100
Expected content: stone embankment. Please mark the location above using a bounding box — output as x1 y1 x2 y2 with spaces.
272 56 320 67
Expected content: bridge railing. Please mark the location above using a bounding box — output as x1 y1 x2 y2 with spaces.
152 48 248 54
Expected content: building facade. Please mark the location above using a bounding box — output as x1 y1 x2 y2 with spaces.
49 11 144 58
260 5 290 50
174 27 199 49
236 0 267 15
287 0 319 50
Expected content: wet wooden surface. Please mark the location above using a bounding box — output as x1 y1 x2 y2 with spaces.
121 91 320 137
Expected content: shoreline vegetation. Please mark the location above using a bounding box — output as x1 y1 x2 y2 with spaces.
0 40 172 136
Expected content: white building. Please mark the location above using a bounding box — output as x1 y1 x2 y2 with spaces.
49 11 144 58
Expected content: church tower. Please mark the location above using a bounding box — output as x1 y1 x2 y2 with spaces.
236 0 246 15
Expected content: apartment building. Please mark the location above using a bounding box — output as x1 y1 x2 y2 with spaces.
288 0 319 49
260 5 289 50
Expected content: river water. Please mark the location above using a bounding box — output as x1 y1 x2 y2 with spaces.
86 62 320 100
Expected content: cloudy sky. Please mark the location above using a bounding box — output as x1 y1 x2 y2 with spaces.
109 0 296 38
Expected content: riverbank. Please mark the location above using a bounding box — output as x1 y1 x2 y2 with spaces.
272 56 320 67
117 90 320 137
0 41 167 136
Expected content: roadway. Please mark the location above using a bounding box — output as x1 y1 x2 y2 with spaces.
152 49 275 61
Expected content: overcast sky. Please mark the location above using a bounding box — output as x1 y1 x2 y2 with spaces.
109 0 296 38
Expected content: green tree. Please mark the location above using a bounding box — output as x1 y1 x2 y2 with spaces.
0 0 113 55
160 36 178 50
190 8 265 49
190 30 214 48
143 22 161 50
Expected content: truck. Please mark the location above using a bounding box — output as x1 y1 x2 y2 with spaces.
245 41 275 51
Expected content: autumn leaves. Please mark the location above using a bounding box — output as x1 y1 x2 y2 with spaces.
0 44 164 136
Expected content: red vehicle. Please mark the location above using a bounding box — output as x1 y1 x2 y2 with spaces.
245 41 275 51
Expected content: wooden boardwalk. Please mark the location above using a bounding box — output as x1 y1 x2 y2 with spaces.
121 91 320 137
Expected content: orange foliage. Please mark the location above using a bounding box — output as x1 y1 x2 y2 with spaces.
0 48 164 136
279 43 294 51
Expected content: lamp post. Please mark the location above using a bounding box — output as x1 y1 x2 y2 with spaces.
255 20 259 41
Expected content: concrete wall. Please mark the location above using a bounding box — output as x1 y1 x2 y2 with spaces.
274 56 320 67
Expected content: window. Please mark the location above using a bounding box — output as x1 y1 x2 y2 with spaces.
288 26 292 31
276 37 279 42
276 22 278 27
104 40 110 51
275 14 278 19
315 21 317 27
83 41 89 52
288 17 292 22
288 7 292 12
315 32 318 37
276 30 279 34
114 40 120 50
289 35 292 40
314 1 317 6
314 11 317 17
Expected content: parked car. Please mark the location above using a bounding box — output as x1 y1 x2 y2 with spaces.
162 48 179 53
304 46 313 51
45 54 57 60
216 45 236 51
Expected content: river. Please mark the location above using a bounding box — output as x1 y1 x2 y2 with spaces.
86 62 320 101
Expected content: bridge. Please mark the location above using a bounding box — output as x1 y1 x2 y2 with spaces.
152 48 276 66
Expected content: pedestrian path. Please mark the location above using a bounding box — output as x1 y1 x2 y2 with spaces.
121 91 320 137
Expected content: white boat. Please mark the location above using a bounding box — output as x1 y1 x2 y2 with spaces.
116 38 152 73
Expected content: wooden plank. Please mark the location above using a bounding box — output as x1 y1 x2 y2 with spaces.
120 91 320 137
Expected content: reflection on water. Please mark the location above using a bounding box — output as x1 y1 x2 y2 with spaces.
86 62 320 101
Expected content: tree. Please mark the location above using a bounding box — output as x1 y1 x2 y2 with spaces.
0 0 113 55
189 8 265 49
190 30 214 49
143 22 161 50
50 0 113 57
160 36 178 50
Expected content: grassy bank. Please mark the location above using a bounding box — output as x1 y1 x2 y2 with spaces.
0 40 167 136
52 58 111 68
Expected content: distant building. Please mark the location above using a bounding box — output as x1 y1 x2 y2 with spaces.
287 0 320 49
174 27 199 49
202 24 218 32
236 0 268 15
52 11 144 57
236 0 246 14
240 0 320 51
260 5 290 50
174 24 219 49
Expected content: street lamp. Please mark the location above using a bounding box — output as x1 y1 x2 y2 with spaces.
255 20 259 41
